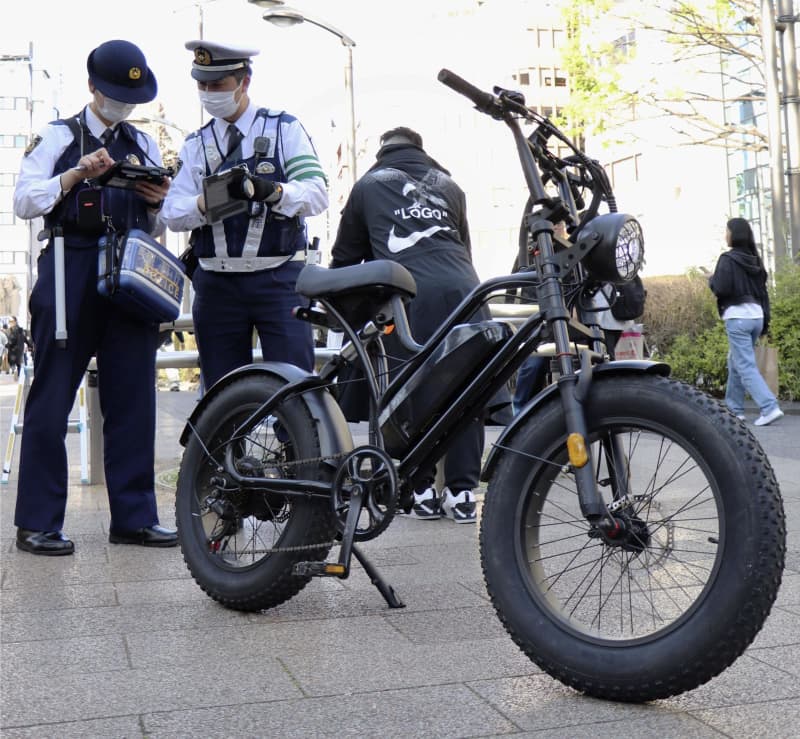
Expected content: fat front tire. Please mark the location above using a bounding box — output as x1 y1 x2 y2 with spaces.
176 375 337 612
482 374 785 701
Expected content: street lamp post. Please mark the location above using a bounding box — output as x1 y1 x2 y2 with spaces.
259 6 358 188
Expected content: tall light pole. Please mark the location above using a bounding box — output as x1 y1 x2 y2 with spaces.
761 0 789 266
776 0 800 259
259 5 358 189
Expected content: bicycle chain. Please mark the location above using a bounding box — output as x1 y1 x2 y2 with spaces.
206 448 350 556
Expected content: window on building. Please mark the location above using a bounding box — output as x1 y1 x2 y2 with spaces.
0 135 28 148
609 155 641 187
554 68 567 87
514 70 531 86
537 28 552 49
553 29 565 49
738 167 758 195
0 173 17 186
613 30 636 57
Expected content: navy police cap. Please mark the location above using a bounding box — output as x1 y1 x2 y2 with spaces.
87 40 157 104
185 40 259 81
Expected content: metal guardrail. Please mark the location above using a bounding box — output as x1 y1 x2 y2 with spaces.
60 306 541 485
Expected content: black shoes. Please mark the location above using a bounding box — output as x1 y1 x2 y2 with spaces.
109 524 178 547
16 525 177 553
16 529 75 556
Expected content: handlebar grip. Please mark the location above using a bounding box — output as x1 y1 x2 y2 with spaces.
438 68 497 113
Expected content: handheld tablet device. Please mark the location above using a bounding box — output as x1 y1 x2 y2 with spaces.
93 161 174 190
202 168 250 223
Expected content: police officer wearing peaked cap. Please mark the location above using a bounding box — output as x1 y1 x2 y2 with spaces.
162 40 329 388
12 39 176 555
185 40 261 81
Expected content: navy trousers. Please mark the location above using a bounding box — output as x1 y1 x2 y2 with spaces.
14 245 160 533
191 260 314 388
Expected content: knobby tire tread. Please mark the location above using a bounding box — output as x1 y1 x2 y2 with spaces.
176 375 337 613
481 375 785 702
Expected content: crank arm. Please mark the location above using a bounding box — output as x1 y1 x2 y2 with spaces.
334 485 366 576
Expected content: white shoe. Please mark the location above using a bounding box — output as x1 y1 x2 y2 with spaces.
407 487 440 520
441 487 477 524
736 414 746 421
754 408 784 426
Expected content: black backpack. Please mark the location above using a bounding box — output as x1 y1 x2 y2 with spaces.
610 276 647 321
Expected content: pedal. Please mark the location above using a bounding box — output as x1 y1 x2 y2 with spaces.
293 561 348 577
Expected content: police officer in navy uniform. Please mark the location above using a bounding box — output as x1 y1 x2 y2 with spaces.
162 41 328 387
12 40 176 555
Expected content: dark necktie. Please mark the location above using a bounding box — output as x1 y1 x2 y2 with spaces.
101 128 114 148
226 126 243 160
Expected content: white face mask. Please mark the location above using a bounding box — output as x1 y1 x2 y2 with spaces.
199 83 242 119
94 92 136 124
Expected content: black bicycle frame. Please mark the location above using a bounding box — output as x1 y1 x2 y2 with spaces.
215 104 610 522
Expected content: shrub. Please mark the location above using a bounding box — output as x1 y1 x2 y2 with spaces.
640 270 718 358
769 263 800 400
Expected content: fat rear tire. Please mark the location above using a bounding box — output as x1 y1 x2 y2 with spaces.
176 375 337 612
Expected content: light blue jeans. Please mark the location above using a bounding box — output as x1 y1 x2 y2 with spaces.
724 317 779 416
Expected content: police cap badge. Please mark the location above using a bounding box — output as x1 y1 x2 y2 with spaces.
184 40 260 82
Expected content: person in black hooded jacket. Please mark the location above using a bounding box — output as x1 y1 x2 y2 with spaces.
331 126 496 523
709 217 783 426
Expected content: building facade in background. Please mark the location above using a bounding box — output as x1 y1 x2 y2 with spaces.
0 44 59 327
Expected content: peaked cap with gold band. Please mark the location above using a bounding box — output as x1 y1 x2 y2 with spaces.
184 40 260 82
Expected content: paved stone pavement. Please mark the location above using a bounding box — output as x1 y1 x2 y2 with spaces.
0 371 798 738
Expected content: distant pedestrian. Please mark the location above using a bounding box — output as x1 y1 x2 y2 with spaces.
5 316 31 378
0 323 8 374
709 217 783 426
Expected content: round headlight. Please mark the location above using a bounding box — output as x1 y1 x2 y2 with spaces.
580 213 644 282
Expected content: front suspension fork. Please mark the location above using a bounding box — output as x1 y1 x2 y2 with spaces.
556 350 607 522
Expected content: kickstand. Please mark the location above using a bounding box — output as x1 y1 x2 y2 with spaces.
352 544 405 609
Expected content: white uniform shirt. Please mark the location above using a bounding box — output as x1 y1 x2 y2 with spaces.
14 106 165 236
162 101 328 234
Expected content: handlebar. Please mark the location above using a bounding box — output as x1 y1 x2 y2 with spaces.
437 69 502 118
438 68 615 229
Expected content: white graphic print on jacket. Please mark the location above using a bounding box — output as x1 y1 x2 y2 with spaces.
384 170 453 253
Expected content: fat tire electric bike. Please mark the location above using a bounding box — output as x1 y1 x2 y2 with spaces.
175 70 785 702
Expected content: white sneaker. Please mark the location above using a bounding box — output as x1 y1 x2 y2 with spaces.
754 408 784 426
736 414 746 421
407 487 440 520
441 487 477 524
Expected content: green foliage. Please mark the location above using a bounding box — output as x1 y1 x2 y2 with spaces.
663 322 728 396
640 271 718 356
768 264 800 399
558 0 766 149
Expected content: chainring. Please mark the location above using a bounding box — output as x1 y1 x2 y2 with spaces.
330 445 398 541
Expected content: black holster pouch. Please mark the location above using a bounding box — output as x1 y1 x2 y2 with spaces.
76 189 105 235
